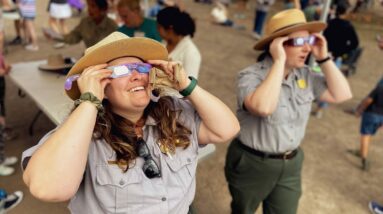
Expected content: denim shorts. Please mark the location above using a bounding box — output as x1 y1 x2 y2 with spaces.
360 112 383 135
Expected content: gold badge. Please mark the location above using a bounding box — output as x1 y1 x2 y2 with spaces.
297 79 307 89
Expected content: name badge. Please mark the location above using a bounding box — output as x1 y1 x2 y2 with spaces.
297 79 307 89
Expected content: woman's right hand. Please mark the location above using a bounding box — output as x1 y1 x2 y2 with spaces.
77 64 112 100
269 36 289 63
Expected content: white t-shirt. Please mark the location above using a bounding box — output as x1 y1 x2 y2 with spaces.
169 35 201 79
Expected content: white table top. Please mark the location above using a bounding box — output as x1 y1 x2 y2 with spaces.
9 60 73 125
9 60 215 161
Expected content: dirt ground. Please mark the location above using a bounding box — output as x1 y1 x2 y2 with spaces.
1 0 383 213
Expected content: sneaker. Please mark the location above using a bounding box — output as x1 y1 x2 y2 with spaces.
3 156 17 166
251 32 261 40
53 42 66 49
0 164 14 176
25 44 39 51
4 191 23 212
369 201 383 214
362 158 369 171
7 36 22 46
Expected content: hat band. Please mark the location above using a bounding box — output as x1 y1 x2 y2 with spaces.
271 22 306 34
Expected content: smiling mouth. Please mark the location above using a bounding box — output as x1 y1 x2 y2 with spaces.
128 86 145 93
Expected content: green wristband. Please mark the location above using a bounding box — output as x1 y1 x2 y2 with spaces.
74 92 105 116
179 76 198 97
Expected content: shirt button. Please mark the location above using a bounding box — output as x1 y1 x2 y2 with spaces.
187 158 191 163
162 197 167 201
119 180 125 186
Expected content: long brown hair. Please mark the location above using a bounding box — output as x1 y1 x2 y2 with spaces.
93 95 191 172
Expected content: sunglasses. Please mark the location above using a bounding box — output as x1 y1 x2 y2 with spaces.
284 35 316 47
136 138 161 179
64 63 152 91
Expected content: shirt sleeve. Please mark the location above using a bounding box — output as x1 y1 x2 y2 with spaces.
309 70 328 100
21 128 57 171
237 66 264 110
152 28 162 42
63 19 85 45
346 24 359 52
368 87 378 99
108 19 118 31
172 98 202 147
182 48 201 79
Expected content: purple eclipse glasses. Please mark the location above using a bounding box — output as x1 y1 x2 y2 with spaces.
284 35 316 47
64 63 152 91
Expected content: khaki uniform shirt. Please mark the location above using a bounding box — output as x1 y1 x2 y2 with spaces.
22 98 202 214
237 57 327 153
63 16 117 48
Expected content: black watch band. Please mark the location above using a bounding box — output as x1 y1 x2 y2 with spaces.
316 56 332 65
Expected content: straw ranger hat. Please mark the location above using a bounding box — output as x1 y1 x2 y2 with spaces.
66 31 168 100
38 54 74 71
254 9 327 50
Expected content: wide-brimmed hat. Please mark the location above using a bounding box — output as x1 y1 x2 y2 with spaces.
66 31 168 100
38 54 74 71
254 9 327 50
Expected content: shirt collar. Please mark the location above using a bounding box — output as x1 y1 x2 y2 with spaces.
145 115 158 126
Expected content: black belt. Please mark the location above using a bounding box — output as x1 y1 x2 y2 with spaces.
238 140 298 160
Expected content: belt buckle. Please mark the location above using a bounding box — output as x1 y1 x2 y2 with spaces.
283 150 293 160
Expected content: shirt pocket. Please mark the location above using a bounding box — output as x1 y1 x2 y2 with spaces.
95 164 143 212
264 102 290 124
165 153 197 191
295 90 315 115
296 91 314 105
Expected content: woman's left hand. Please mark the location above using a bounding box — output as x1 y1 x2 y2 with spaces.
148 60 190 91
311 33 329 60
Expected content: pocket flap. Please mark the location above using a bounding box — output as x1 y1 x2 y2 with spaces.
96 165 142 188
296 92 314 104
165 154 196 172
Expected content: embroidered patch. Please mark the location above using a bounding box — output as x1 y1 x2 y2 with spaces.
297 79 307 89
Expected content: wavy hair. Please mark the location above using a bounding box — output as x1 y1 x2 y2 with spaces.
93 94 191 172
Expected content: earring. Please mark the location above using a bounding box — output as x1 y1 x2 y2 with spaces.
150 90 160 102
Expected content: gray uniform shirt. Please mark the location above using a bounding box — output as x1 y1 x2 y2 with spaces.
237 57 327 153
22 98 202 214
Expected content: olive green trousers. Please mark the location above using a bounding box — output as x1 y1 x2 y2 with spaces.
225 138 304 214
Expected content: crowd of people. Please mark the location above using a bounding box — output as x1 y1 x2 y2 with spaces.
0 0 382 213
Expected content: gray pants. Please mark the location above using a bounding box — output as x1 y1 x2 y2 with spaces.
225 138 303 214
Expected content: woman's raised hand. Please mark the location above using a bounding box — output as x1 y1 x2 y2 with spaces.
270 36 289 63
148 60 190 91
311 33 328 60
77 64 112 100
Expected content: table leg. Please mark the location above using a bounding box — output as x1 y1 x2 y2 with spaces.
29 110 42 136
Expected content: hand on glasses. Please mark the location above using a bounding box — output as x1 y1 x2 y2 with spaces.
309 33 328 60
270 36 289 63
147 60 189 91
